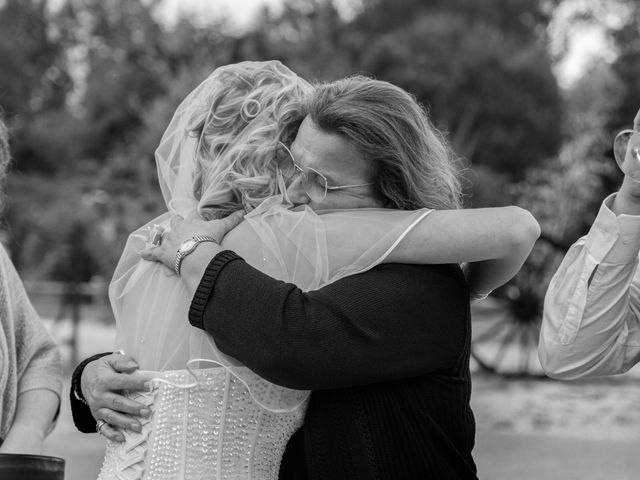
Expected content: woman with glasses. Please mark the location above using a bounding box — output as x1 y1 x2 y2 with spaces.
70 63 538 480
540 109 640 380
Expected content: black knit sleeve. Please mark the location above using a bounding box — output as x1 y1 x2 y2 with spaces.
189 250 242 329
189 251 469 391
69 352 111 433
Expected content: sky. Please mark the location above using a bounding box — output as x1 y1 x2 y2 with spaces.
156 0 284 29
157 0 606 88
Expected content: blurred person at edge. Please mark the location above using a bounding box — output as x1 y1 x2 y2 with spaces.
541 109 640 378
0 111 62 454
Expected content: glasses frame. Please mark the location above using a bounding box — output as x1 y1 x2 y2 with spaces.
276 141 374 202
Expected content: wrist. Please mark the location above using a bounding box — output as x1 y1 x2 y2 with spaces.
174 236 220 276
613 181 640 216
181 242 223 295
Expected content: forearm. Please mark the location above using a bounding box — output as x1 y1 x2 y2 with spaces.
0 389 59 454
189 253 469 390
390 206 539 294
541 250 640 378
178 242 223 298
463 226 538 295
540 195 640 379
390 206 539 264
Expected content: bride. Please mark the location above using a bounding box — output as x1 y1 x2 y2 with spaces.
85 61 538 479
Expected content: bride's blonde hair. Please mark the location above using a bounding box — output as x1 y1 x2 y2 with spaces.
182 61 311 219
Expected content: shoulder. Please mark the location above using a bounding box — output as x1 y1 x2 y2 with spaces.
370 263 469 314
326 262 469 310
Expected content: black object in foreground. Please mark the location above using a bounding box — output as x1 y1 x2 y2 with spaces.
0 453 65 480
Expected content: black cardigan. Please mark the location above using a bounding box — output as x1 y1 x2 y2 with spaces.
71 251 477 479
190 251 477 480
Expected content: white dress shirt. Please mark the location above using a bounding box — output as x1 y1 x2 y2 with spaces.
540 193 640 379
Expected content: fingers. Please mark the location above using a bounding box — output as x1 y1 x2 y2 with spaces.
82 358 150 407
140 244 161 262
106 353 139 374
140 243 175 269
185 210 203 221
101 371 149 392
98 421 125 443
170 214 184 230
102 390 150 416
219 210 246 234
95 407 143 433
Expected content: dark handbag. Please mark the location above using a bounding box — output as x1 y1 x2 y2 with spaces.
0 453 65 479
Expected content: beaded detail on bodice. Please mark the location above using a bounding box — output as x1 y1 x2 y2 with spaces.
96 367 306 480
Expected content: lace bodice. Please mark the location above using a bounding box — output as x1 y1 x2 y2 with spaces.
97 368 306 480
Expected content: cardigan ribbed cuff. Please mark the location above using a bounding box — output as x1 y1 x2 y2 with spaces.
188 250 243 330
70 351 112 433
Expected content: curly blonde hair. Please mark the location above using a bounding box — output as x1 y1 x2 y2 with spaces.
186 61 310 218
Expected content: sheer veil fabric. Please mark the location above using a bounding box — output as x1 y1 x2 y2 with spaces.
109 61 433 412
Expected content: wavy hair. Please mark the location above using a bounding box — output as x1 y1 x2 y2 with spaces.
186 61 310 218
303 76 462 210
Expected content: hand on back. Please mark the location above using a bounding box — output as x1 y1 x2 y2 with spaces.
81 353 151 442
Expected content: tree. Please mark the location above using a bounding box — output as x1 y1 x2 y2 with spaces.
0 0 71 117
0 0 74 173
347 0 563 184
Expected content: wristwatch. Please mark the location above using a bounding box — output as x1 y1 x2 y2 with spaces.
174 235 218 276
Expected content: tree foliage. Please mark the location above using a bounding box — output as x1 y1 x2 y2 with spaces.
0 0 595 286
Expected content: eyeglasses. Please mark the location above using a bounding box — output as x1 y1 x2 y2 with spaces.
613 130 640 182
275 142 374 202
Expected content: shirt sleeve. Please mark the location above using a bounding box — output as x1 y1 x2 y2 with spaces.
540 193 640 379
188 251 470 390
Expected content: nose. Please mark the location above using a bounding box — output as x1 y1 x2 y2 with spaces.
285 174 310 206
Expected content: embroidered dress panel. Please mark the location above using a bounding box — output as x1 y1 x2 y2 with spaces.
97 368 304 480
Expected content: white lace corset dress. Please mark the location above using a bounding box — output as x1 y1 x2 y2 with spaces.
97 367 306 480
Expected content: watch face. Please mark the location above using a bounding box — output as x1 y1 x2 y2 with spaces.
179 239 197 253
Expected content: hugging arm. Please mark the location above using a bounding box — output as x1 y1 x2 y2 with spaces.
189 252 470 390
386 206 540 297
71 252 469 431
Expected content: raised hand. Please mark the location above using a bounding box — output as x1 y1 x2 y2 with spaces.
612 108 640 216
614 110 640 181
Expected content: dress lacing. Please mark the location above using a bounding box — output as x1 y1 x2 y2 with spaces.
96 367 306 480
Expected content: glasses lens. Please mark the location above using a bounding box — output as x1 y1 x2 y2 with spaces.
614 130 640 181
276 144 296 179
303 169 328 203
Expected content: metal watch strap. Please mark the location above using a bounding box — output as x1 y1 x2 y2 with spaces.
174 235 218 276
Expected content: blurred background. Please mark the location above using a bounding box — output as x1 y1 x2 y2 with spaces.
2 0 640 478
